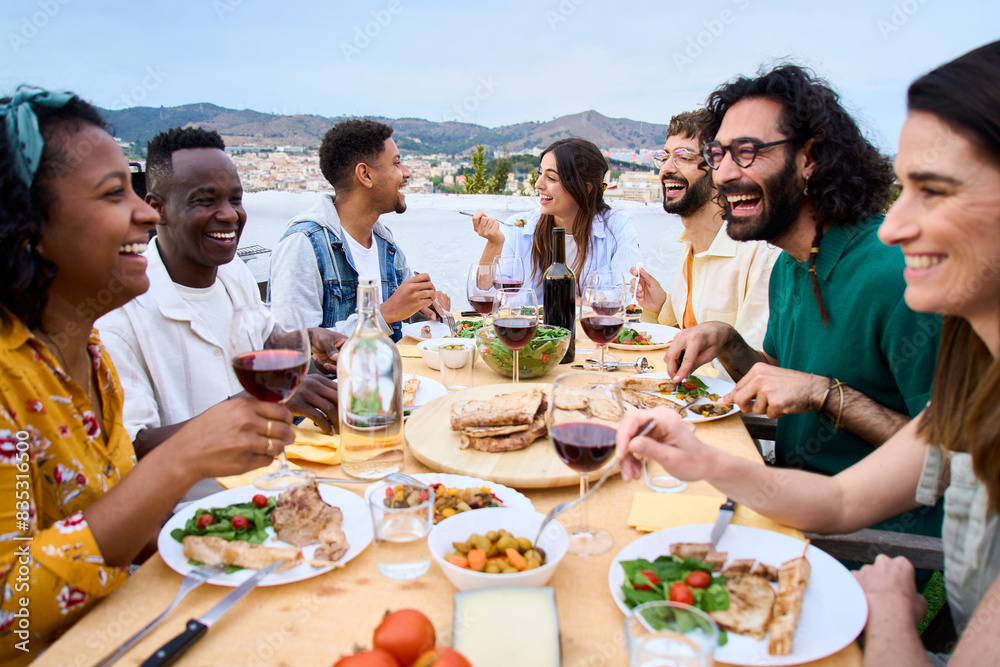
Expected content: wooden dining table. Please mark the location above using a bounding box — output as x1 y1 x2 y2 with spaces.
37 327 862 667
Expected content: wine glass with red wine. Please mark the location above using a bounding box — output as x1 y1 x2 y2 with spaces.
491 256 525 292
230 302 313 491
466 263 496 331
548 371 622 556
493 287 539 384
586 270 626 364
580 283 626 371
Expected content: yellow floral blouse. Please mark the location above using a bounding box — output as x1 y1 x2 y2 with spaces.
0 316 136 664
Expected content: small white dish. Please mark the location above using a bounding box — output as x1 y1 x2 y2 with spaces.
402 321 451 340
415 338 477 371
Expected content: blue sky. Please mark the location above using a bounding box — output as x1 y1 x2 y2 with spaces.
2 0 997 151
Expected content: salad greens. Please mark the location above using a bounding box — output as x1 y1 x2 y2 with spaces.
615 327 652 345
620 555 730 645
454 320 484 338
170 498 276 544
675 375 718 400
478 325 569 378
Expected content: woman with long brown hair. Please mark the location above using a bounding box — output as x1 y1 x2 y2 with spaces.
472 137 641 298
616 40 1000 665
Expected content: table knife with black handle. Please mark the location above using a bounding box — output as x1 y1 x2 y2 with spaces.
140 560 281 667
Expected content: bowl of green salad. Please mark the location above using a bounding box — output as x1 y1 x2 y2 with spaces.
475 324 571 379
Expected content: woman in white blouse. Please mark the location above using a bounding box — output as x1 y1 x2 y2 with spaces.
471 137 640 298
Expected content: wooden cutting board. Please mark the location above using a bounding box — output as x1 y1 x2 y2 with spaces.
404 382 618 489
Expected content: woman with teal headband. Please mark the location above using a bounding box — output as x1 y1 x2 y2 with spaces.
0 87 294 664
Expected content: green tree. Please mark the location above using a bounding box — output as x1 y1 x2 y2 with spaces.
519 168 538 196
463 145 490 194
488 155 511 194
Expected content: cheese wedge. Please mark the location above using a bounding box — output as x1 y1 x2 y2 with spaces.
454 587 560 667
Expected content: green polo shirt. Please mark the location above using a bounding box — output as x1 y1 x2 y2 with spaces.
763 215 943 536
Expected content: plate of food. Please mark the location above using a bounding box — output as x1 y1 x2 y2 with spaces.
619 373 740 423
608 524 867 666
157 483 373 586
364 473 534 524
402 321 451 340
402 373 448 417
608 323 679 351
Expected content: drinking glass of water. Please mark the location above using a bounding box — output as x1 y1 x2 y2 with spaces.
368 483 434 580
625 601 718 667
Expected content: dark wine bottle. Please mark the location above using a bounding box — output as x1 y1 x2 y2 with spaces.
543 227 576 363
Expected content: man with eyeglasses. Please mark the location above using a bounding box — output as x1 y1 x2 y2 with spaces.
664 65 942 542
634 110 780 356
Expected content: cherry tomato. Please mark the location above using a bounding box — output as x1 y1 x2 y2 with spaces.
634 569 661 591
539 353 551 364
413 648 472 667
231 515 249 531
252 494 268 509
385 487 395 499
668 581 694 605
685 570 711 589
682 381 698 391
622 340 633 345
418 489 430 503
372 609 436 667
196 513 215 530
332 648 400 667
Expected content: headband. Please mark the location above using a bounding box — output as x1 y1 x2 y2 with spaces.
0 86 76 187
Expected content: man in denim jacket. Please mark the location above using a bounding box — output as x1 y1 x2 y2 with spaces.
269 119 449 341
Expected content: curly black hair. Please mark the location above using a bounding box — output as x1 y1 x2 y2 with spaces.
318 118 394 192
146 126 226 193
0 92 106 331
701 64 895 324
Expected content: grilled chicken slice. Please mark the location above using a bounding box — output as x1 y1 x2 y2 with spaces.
272 483 350 562
182 535 302 571
709 574 775 640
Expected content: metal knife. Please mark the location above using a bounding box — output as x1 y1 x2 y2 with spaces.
710 498 736 548
139 561 282 667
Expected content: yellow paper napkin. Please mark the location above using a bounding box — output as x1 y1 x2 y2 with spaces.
285 426 340 465
397 344 423 358
627 492 802 539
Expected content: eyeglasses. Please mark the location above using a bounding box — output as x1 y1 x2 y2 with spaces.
652 149 703 170
701 137 800 170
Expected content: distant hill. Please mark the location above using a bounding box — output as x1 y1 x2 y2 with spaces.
99 104 668 155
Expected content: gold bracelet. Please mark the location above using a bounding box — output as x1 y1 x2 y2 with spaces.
832 380 845 431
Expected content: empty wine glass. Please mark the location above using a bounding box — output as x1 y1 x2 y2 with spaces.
230 302 314 491
491 255 525 292
580 284 626 372
548 371 621 556
493 288 538 384
466 262 496 331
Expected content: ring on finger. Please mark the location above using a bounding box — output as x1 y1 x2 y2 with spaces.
266 420 272 438
266 439 276 457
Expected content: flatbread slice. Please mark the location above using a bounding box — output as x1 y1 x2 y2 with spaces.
709 574 775 640
461 410 547 452
450 387 545 429
462 423 530 437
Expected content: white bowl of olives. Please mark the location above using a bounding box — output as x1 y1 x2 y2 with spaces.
427 508 568 591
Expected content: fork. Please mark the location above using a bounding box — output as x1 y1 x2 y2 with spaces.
458 211 525 227
435 299 457 336
532 420 657 552
92 563 225 667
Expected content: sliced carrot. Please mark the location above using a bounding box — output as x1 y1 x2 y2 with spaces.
506 548 528 571
445 553 469 569
467 549 487 572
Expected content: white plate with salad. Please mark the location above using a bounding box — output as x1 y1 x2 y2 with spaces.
629 372 740 423
608 323 680 351
158 484 373 587
403 373 448 417
608 524 868 666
